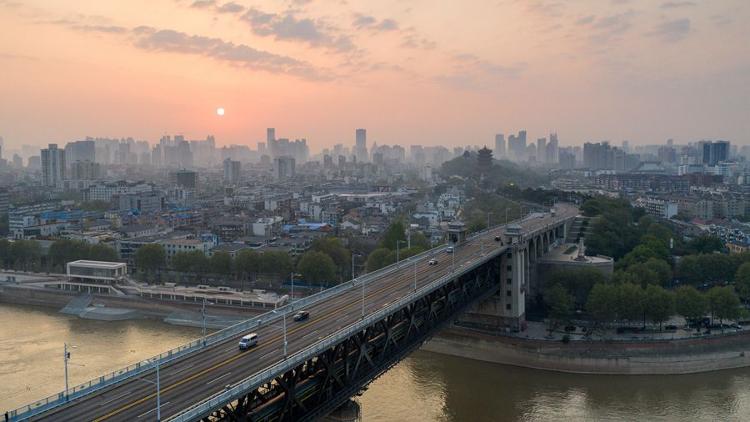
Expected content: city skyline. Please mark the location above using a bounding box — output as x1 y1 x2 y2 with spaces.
1 0 749 149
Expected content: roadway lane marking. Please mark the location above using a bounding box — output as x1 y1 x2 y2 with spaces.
170 365 193 376
90 243 500 421
206 372 232 385
136 401 169 418
99 392 130 406
302 330 318 339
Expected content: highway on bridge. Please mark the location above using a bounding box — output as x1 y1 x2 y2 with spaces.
27 204 577 421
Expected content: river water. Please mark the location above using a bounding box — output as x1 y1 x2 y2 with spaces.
3 303 750 421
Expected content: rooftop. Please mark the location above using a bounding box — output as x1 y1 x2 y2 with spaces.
68 260 126 269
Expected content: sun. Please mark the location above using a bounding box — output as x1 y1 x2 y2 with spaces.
216 107 225 116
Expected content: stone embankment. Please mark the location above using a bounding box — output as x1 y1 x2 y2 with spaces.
424 326 750 375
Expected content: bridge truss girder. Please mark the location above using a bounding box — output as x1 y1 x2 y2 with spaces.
199 258 501 422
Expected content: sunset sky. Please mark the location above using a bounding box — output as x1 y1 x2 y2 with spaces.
1 0 748 151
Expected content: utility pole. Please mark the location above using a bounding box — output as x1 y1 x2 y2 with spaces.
201 297 207 338
156 358 161 422
413 260 417 292
290 272 294 304
396 240 407 263
283 311 288 358
63 343 70 400
361 277 365 318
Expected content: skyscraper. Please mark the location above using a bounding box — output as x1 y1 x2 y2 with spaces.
536 138 546 162
355 128 367 163
223 158 241 185
275 156 296 180
41 144 65 187
494 134 505 157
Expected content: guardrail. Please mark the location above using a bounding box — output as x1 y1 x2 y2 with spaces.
5 221 494 421
167 247 500 422
8 210 575 421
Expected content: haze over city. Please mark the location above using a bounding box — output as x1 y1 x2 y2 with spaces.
2 0 749 150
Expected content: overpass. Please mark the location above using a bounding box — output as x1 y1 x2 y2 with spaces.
6 204 578 422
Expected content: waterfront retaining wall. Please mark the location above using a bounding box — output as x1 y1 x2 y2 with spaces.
424 326 750 375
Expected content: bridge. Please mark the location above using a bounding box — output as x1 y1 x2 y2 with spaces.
7 204 578 422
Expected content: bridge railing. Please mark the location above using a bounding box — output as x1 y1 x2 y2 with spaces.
167 238 510 422
5 224 465 421
9 210 574 421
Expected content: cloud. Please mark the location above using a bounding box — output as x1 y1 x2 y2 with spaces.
70 24 128 33
242 8 354 52
216 2 243 14
401 32 436 50
586 11 636 43
352 14 399 31
660 1 696 9
576 15 595 25
647 18 691 42
436 53 525 90
130 27 328 79
190 0 215 9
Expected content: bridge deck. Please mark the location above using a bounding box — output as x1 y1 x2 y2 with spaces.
21 205 577 421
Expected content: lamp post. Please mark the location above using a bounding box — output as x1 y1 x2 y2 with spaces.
201 297 213 339
156 358 161 422
413 260 418 292
63 343 70 400
290 272 294 304
487 212 493 230
283 310 288 358
396 240 407 263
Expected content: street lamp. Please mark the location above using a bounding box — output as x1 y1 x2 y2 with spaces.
413 260 418 292
396 240 407 263
283 310 288 358
487 212 493 231
136 358 162 421
201 297 215 339
63 343 72 400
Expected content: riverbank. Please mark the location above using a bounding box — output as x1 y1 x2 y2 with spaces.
0 283 261 328
423 324 750 375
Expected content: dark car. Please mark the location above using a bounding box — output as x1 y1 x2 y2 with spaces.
494 236 502 242
293 310 310 322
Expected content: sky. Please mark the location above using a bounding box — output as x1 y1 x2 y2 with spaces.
1 0 749 152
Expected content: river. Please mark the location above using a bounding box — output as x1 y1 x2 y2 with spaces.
3 303 750 421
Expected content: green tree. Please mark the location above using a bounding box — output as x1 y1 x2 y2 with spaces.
365 248 394 272
311 238 351 280
88 244 117 262
10 240 41 271
259 251 292 277
172 251 196 273
675 286 708 326
543 283 573 332
683 236 725 255
0 239 10 268
381 220 406 250
616 283 645 323
210 251 233 275
707 286 741 326
135 244 165 278
235 249 260 280
586 283 618 324
545 268 606 309
297 251 336 285
644 285 674 329
735 262 750 302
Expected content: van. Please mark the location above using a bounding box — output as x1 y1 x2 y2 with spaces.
446 246 454 254
239 333 258 350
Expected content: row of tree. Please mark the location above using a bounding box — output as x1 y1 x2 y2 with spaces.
364 220 430 273
0 238 118 272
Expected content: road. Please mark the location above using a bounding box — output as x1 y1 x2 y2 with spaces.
27 204 577 421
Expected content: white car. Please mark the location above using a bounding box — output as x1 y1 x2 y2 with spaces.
239 333 258 350
428 259 438 266
446 246 454 254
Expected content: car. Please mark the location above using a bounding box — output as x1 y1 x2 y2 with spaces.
494 236 502 242
293 310 310 322
446 246 454 254
239 333 258 350
428 259 438 266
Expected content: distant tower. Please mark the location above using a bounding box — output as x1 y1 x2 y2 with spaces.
477 146 493 169
355 128 367 163
494 134 505 157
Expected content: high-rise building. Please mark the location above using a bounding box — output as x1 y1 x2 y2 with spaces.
174 170 198 189
70 160 101 180
701 140 730 166
65 140 96 165
41 144 66 187
275 156 296 180
494 134 505 157
355 128 367 163
223 158 241 185
267 128 275 144
536 138 546 162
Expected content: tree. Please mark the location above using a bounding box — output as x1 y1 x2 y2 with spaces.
735 262 750 302
586 283 618 324
543 284 573 332
297 251 336 285
616 283 645 323
235 249 260 280
88 244 117 262
707 286 741 325
10 240 41 271
365 248 394 273
545 268 605 309
259 251 292 277
210 251 233 275
381 220 406 250
172 251 196 273
0 239 10 268
683 236 724 255
311 238 351 280
675 286 708 326
135 244 165 278
644 285 674 330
